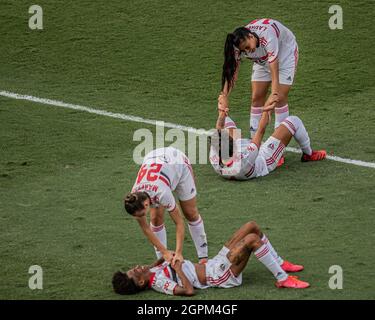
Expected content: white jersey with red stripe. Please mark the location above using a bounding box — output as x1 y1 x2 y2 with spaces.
236 18 297 66
209 138 268 180
149 261 208 295
132 147 190 212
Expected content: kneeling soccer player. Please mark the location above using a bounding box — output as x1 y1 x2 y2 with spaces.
124 147 208 266
112 220 309 296
209 102 326 180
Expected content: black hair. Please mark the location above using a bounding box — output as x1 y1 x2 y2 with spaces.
124 191 150 215
209 130 234 167
112 271 143 295
221 27 258 91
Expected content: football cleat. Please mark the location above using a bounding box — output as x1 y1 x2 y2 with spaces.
281 260 304 272
277 155 285 168
301 150 327 162
276 275 310 289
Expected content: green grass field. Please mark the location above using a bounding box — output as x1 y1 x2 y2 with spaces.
0 0 374 300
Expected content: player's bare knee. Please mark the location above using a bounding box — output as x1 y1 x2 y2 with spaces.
244 233 261 249
245 221 260 235
150 215 164 226
184 207 199 222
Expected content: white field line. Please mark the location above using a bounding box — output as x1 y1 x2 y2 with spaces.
1 90 374 169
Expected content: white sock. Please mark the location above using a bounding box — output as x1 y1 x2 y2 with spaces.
275 104 289 129
188 215 208 259
250 106 262 138
225 116 237 129
150 223 167 259
261 234 284 265
255 244 288 281
282 116 312 156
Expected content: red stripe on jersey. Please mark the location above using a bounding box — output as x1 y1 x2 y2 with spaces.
271 24 280 38
158 175 170 187
268 55 278 63
163 266 171 279
148 273 156 288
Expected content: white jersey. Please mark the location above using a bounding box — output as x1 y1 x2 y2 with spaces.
132 147 193 212
149 261 208 295
236 18 297 66
209 138 268 180
149 248 242 295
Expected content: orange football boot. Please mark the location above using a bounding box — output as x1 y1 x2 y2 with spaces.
301 150 327 162
281 260 304 272
276 275 310 289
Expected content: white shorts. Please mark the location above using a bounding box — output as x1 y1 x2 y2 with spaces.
258 136 286 173
174 157 197 201
205 246 242 288
252 45 299 85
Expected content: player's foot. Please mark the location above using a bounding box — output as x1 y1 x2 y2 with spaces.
281 260 304 272
301 150 327 162
276 276 310 289
199 258 208 264
277 155 285 168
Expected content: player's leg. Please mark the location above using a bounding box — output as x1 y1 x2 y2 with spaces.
227 232 309 288
250 79 270 138
179 196 208 262
224 221 304 274
274 84 291 129
274 115 327 161
150 206 167 259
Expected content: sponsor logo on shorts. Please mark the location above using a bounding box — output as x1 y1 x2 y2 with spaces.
268 143 275 150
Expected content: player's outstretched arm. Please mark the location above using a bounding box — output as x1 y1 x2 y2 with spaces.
251 109 272 148
172 261 195 296
169 206 185 266
215 110 227 130
148 257 165 268
136 216 174 263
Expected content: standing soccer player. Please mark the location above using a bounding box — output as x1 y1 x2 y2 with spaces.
124 147 208 265
219 18 299 138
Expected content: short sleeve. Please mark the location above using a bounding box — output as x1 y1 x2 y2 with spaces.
262 31 279 63
151 274 178 295
159 189 176 212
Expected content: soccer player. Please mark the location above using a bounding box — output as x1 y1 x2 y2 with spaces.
219 18 300 138
112 220 310 296
209 103 326 180
124 147 208 266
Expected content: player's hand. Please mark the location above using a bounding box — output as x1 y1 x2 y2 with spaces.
263 92 279 112
163 250 175 263
172 252 184 267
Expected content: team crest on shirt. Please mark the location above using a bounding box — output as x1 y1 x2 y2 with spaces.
268 143 275 150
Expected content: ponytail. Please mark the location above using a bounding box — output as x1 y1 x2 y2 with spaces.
221 27 253 91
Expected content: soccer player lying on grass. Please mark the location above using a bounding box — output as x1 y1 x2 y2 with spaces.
124 147 208 267
112 221 309 296
209 101 326 180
